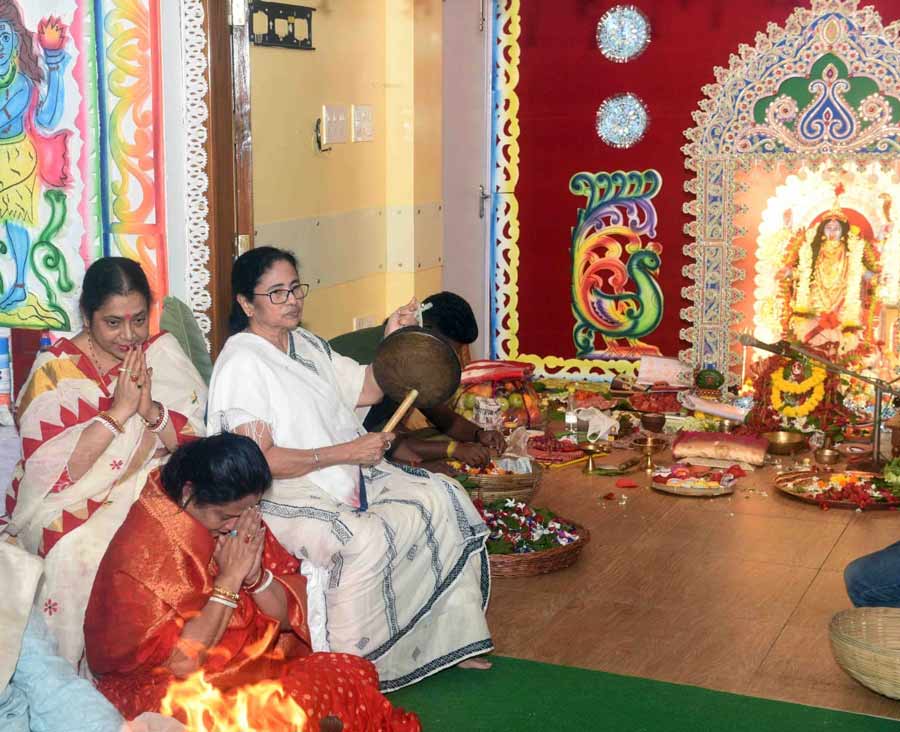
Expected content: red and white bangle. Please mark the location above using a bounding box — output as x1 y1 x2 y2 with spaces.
146 402 169 433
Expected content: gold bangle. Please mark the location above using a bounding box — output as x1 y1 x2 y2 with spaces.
446 440 458 458
212 585 239 603
97 412 124 434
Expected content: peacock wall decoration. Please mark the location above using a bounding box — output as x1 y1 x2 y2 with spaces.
570 169 665 359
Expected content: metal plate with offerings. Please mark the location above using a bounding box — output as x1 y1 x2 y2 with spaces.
775 469 900 510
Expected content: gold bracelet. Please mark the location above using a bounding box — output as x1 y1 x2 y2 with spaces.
212 585 239 603
446 440 458 458
97 412 124 434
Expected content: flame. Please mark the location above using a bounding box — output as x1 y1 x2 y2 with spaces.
160 671 309 731
37 16 68 51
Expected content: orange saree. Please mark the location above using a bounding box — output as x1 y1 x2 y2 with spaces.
84 471 420 731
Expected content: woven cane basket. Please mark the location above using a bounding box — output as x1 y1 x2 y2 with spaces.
489 520 590 578
829 607 900 699
467 461 543 504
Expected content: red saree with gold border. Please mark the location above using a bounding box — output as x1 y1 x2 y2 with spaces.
84 471 420 731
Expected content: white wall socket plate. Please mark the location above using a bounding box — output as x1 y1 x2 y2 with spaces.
352 104 375 142
322 104 349 144
353 315 375 330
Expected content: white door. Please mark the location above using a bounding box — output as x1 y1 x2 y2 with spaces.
442 0 492 359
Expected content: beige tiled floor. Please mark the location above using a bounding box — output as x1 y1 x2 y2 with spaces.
485 458 900 719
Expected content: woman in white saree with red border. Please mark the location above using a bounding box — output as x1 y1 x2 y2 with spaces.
4 259 207 668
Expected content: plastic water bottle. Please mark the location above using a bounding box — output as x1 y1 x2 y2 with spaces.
565 391 578 434
0 333 13 426
38 332 52 352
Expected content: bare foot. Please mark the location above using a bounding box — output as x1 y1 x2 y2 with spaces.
458 655 492 670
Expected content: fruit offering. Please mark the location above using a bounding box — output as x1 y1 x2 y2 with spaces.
446 459 510 476
527 434 585 463
452 360 543 428
651 463 743 492
776 470 900 510
695 368 725 390
629 391 683 414
571 390 619 409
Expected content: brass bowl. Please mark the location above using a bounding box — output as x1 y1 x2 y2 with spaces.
632 435 665 453
763 431 807 455
814 447 841 466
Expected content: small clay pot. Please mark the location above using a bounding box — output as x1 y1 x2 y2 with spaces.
640 413 666 433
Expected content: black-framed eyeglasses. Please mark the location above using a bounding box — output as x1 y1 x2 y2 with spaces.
254 283 310 304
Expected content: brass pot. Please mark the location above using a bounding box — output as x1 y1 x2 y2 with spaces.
814 447 841 466
763 431 807 455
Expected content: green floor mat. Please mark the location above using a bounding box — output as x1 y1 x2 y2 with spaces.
389 656 896 731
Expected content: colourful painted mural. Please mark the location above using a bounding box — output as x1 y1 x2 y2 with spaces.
570 169 664 360
6 0 167 331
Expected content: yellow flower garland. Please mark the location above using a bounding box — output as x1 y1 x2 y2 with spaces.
770 365 827 418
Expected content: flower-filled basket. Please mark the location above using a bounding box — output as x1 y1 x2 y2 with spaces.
477 499 590 578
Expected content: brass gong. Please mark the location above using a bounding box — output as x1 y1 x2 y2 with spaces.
372 326 461 432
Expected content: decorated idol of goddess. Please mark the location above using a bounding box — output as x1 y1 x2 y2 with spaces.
779 186 884 357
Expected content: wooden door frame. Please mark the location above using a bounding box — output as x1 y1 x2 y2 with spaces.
202 0 254 356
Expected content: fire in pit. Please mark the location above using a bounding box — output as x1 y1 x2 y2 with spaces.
161 671 308 731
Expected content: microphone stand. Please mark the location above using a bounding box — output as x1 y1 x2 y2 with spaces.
739 336 900 470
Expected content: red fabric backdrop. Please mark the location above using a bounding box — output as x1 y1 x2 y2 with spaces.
511 0 900 360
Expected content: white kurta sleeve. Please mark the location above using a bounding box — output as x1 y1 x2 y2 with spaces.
329 351 369 413
207 349 275 435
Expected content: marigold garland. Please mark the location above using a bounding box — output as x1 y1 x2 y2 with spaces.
771 365 827 418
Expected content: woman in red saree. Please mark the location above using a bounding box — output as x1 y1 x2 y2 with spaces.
84 433 420 731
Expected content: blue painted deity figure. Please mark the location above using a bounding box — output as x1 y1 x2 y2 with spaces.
0 1 68 311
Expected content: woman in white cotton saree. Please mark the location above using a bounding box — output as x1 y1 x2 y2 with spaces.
4 258 207 667
206 247 492 691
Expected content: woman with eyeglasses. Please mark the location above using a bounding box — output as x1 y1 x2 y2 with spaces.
206 247 493 693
